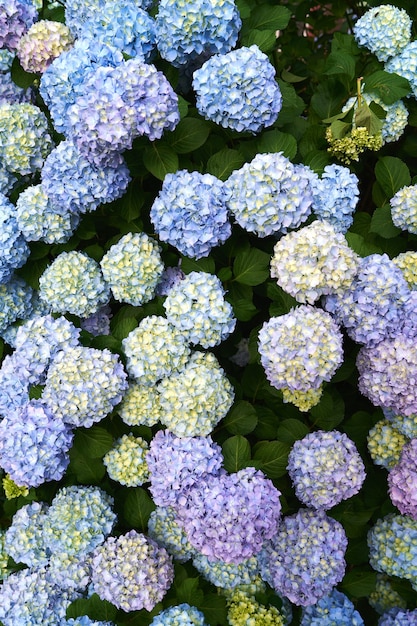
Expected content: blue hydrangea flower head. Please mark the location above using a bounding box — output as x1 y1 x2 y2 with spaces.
46 551 92 591
0 274 34 334
146 429 223 507
176 467 282 563
192 553 260 590
103 434 149 487
388 439 417 519
64 619 114 626
100 231 164 306
259 508 348 606
150 169 231 259
0 71 32 105
368 514 417 583
90 530 174 612
0 49 14 71
0 353 30 415
118 382 162 427
0 192 30 284
0 166 17 196
64 0 107 37
354 5 411 61
39 251 110 318
4 501 49 568
156 0 241 67
367 419 408 470
163 271 236 347
150 603 208 625
300 589 364 625
42 345 128 427
390 185 417 234
122 316 191 385
193 45 281 133
148 505 195 562
224 153 316 237
385 42 417 98
378 608 417 625
0 0 38 51
311 164 359 232
0 399 73 487
384 408 417 440
258 306 343 393
17 19 74 74
157 351 235 436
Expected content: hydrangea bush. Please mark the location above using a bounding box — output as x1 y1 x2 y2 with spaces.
1 0 417 624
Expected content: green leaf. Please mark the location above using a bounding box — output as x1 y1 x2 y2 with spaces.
254 406 279 439
311 80 347 120
309 389 345 430
72 427 113 459
206 148 246 181
266 283 298 315
222 435 251 472
233 248 270 286
248 5 291 30
197 594 228 626
256 129 297 160
10 56 38 88
166 117 211 154
222 400 258 435
324 51 355 79
276 419 310 444
354 102 384 135
252 441 291 479
123 487 156 531
111 316 138 341
370 205 402 238
67 453 106 484
375 156 411 198
226 282 258 321
143 142 179 180
303 150 332 174
364 70 411 104
345 232 383 257
176 578 204 606
242 29 277 53
281 69 307 83
341 569 377 598
66 594 117 621
119 179 144 222
181 256 216 274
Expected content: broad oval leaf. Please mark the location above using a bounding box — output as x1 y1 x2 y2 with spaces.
222 435 251 472
143 142 179 180
223 400 258 435
233 248 270 286
166 117 211 154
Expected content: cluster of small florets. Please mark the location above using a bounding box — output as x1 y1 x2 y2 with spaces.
378 608 417 625
0 102 53 175
390 185 417 234
90 530 174 612
385 408 417 439
258 306 343 394
343 93 409 145
39 251 110 318
16 19 74 74
63 619 114 626
353 5 411 61
80 304 112 336
122 316 191 385
103 434 149 487
224 152 315 237
270 221 359 304
0 353 31 414
393 251 417 288
150 603 208 626
157 351 235 436
367 419 408 470
0 166 16 196
163 271 236 347
155 266 185 296
388 439 417 518
42 346 127 427
259 508 348 606
300 589 364 625
150 170 231 259
0 274 34 335
369 574 408 615
287 430 366 510
0 0 38 51
0 71 31 105
311 164 359 232
281 386 324 412
386 42 417 98
193 553 260 590
227 589 285 626
155 0 241 67
326 126 383 164
4 501 50 567
118 382 162 427
368 514 417 583
193 45 282 134
100 231 164 306
64 0 109 36
148 505 195 562
0 193 30 283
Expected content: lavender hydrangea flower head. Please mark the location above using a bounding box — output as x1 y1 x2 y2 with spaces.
270 221 359 304
17 19 74 74
80 304 112 336
193 553 260 590
369 574 407 615
0 353 30 415
4 501 49 568
0 399 73 487
46 551 92 591
155 266 185 296
122 316 191 385
176 467 282 563
100 232 164 306
300 589 364 625
157 351 235 436
156 0 241 67
163 271 236 347
378 608 417 625
0 0 38 51
368 514 417 583
148 505 195 562
146 429 223 507
43 485 116 557
118 382 162 427
227 589 286 626
388 439 417 519
39 251 110 318
90 530 174 611
150 169 231 259
367 419 408 470
353 5 412 61
393 251 417 289
287 430 366 510
42 346 128 427
224 153 316 237
390 185 417 234
193 45 281 133
0 71 32 105
150 604 208 625
0 274 34 335
103 434 149 487
311 164 359 232
324 253 410 347
0 192 30 284
259 508 347 606
258 306 343 394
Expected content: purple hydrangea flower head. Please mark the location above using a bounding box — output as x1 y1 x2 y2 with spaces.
155 0 241 67
103 434 149 487
311 164 359 232
259 508 347 606
157 351 235 436
270 221 359 304
43 485 116 557
224 153 316 237
148 505 195 562
0 71 32 104
0 0 38 51
388 439 417 519
176 467 282 563
42 346 128 427
155 266 185 296
16 184 79 243
258 306 343 393
163 271 236 347
80 303 112 336
122 316 191 385
354 5 411 61
287 430 366 510
150 604 208 625
100 231 164 306
193 45 281 133
324 253 410 347
369 574 408 615
0 567 81 626
390 185 417 234
4 501 49 568
0 102 53 175
0 399 73 487
357 333 417 416
385 41 417 98
368 514 417 583
118 382 162 427
367 419 408 470
192 553 260 590
0 274 33 334
300 589 364 625
17 19 74 74
378 609 417 625
0 192 30 284
41 140 131 215
39 251 110 318
90 530 174 612
150 169 231 259
0 352 30 415
146 429 223 507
